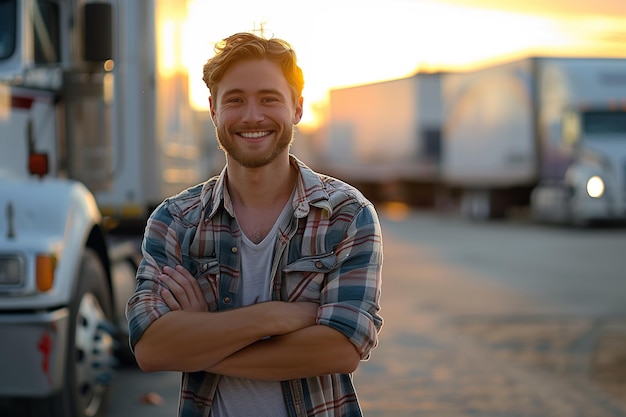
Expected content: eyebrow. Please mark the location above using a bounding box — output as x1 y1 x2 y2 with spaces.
221 88 287 99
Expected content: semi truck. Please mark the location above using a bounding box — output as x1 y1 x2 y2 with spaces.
442 57 626 224
0 1 210 416
318 57 626 225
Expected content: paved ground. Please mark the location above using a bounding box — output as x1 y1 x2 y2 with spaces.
354 303 626 417
352 220 626 417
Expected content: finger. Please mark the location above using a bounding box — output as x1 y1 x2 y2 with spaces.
160 287 181 311
164 266 199 307
161 267 208 312
162 265 187 283
164 265 205 309
159 272 191 308
163 265 201 297
167 265 199 289
175 265 206 304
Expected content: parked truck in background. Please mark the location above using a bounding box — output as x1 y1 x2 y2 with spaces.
442 57 626 224
318 57 626 226
0 1 210 416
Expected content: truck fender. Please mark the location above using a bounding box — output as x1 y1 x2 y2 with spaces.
0 178 104 309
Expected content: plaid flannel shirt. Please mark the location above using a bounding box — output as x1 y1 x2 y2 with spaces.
126 156 384 417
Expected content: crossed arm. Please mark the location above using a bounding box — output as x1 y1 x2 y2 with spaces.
133 265 361 381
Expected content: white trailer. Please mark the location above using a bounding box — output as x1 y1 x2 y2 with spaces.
317 73 443 205
442 57 626 224
0 1 207 416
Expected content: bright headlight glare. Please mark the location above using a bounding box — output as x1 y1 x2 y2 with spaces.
586 176 605 198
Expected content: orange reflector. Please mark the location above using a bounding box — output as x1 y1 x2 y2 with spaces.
36 255 56 292
29 153 49 178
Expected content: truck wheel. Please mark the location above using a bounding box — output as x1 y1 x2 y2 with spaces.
28 248 115 417
460 190 491 221
567 209 590 228
460 190 507 221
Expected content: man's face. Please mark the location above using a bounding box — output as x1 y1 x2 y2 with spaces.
210 58 303 168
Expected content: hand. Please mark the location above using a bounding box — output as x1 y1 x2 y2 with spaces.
159 265 208 312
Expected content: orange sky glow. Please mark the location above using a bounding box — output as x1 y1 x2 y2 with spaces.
181 0 626 130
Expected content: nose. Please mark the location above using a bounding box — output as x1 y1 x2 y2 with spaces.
241 101 264 123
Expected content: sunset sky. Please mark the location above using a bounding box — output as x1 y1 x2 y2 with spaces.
182 0 626 128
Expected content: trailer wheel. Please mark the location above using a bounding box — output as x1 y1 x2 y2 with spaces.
460 190 508 221
28 248 115 417
460 190 492 221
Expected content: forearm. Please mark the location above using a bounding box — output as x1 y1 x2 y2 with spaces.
135 303 286 373
206 325 361 381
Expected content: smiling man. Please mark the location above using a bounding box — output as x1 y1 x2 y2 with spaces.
126 32 384 417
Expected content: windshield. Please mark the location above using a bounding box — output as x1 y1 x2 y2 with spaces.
0 0 17 60
582 110 626 136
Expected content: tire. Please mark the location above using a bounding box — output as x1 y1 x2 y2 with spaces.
460 190 491 221
27 248 115 417
568 211 590 229
112 257 140 368
460 190 508 221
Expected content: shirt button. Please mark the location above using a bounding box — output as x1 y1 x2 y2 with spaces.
315 261 324 269
223 296 231 304
231 246 238 253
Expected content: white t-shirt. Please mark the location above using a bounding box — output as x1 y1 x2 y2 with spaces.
211 198 294 417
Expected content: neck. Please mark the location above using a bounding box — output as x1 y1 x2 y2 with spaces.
226 154 295 209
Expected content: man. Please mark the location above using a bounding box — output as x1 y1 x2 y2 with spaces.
126 32 383 417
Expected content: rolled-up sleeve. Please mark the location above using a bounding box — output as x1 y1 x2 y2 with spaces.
126 202 183 350
317 203 383 360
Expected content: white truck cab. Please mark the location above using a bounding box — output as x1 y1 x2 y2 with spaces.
0 1 202 416
530 59 626 225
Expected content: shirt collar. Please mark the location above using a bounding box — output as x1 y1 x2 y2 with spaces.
201 155 333 221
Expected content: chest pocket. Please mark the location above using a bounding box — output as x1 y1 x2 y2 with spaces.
281 252 336 302
187 257 220 311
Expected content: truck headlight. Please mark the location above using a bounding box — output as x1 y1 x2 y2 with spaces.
0 256 24 287
586 176 605 198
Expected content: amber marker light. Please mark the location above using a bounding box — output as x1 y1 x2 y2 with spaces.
36 255 57 292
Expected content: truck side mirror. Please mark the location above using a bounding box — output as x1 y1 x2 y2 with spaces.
83 3 113 62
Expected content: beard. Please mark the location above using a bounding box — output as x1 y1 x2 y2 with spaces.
215 124 295 169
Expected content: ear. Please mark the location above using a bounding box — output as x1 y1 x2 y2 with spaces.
209 96 217 125
293 96 304 124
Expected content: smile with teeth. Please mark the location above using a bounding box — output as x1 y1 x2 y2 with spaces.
239 131 271 139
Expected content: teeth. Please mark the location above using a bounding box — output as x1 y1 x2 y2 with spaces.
240 131 270 139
